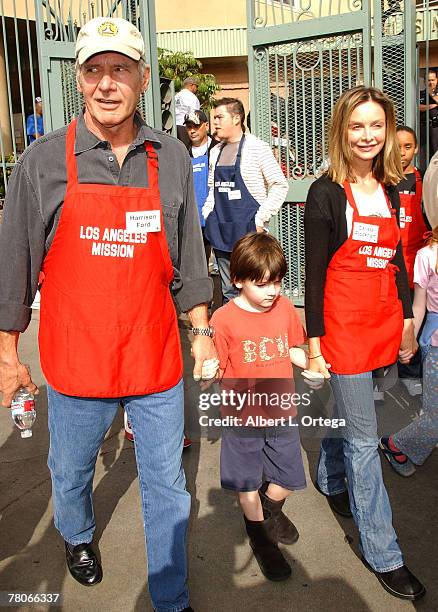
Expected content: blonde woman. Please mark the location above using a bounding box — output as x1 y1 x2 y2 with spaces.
304 86 425 600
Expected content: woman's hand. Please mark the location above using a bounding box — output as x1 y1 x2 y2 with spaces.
307 355 331 379
399 319 418 363
306 338 331 380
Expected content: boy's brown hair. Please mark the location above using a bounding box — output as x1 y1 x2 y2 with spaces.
230 232 287 284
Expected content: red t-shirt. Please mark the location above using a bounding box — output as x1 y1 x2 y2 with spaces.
210 296 306 421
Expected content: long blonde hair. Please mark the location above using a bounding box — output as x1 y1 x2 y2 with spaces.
327 86 404 186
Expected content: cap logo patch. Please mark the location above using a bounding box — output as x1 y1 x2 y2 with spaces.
97 22 118 37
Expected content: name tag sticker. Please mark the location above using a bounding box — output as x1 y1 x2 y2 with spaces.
126 210 161 233
218 187 230 193
228 190 242 200
352 222 379 243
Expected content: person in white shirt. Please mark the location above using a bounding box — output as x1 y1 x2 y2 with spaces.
175 77 200 145
202 97 288 303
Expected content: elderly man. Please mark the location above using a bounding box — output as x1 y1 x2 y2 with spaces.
203 97 288 303
0 17 214 612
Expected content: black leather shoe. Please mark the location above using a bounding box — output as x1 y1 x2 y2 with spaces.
362 558 425 601
326 490 353 518
315 483 353 518
65 542 103 587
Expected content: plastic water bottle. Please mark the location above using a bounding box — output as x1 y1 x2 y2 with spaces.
124 410 134 442
11 388 36 438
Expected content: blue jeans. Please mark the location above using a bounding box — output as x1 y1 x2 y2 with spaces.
394 346 438 464
317 372 404 573
214 249 238 304
47 380 190 612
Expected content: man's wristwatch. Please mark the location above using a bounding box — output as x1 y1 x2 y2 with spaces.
191 327 215 338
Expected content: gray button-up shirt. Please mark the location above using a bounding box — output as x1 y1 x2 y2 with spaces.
0 111 212 331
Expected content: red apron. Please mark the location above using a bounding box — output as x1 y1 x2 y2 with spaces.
398 168 428 288
321 182 404 375
38 120 182 397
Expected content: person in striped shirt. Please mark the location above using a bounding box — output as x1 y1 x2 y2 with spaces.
202 97 288 303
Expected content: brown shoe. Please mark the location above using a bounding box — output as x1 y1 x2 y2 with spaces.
259 489 299 545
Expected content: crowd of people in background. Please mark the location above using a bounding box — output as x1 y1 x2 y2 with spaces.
0 15 437 612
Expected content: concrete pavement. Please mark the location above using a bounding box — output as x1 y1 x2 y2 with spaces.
0 309 437 612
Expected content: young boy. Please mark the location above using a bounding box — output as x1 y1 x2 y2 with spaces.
396 126 429 396
210 232 309 582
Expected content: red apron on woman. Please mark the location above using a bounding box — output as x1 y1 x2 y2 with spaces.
38 120 183 397
398 168 428 288
321 182 404 375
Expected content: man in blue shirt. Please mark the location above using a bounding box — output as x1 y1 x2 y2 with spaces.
26 97 44 144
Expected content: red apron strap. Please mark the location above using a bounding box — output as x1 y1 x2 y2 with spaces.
413 167 423 202
382 186 394 215
144 141 158 191
344 181 394 215
65 120 78 186
342 181 358 214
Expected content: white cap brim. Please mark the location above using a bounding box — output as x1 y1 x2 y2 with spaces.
77 45 141 65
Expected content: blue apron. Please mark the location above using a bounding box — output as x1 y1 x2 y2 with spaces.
191 153 209 227
204 136 259 252
419 311 438 359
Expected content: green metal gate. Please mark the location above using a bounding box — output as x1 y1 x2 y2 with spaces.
35 0 161 133
247 0 417 305
0 0 167 201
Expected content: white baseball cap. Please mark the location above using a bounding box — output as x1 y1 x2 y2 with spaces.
75 17 145 65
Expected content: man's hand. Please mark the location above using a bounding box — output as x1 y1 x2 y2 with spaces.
256 226 265 233
186 303 218 381
191 336 218 381
0 362 38 407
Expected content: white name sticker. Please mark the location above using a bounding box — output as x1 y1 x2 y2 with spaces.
352 222 379 243
126 210 161 233
228 189 242 200
218 187 230 193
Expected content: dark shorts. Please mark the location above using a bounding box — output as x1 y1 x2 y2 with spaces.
220 424 307 493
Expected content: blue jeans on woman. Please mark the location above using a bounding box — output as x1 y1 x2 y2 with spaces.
47 380 190 612
317 372 404 573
